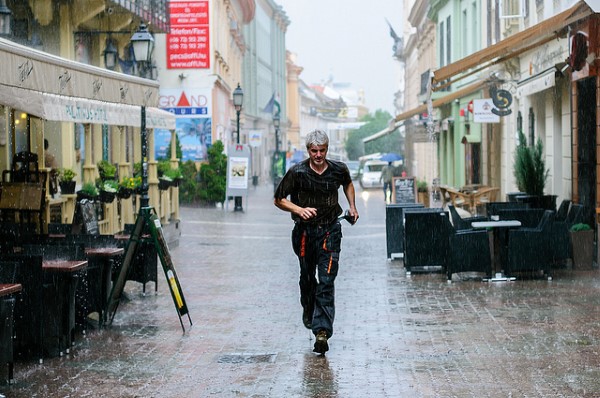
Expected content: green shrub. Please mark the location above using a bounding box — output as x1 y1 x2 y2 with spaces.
80 181 99 196
417 179 428 192
514 130 548 196
157 160 171 177
164 167 183 180
100 179 119 193
97 160 116 178
571 223 592 232
59 168 76 182
198 141 227 204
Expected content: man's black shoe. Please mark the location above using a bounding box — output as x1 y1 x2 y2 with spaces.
313 330 329 354
302 307 312 329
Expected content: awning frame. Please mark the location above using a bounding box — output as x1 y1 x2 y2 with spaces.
432 1 594 90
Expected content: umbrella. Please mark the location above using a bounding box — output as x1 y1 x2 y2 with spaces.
379 153 403 162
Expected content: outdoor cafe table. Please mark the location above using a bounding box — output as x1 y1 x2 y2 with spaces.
0 283 21 382
0 283 22 297
471 220 522 282
42 259 88 355
84 247 124 326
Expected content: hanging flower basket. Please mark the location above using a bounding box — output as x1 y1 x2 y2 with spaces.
117 186 133 199
158 177 172 190
76 191 97 202
99 190 116 203
172 177 184 187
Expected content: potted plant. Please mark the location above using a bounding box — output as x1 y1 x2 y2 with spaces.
97 160 117 181
417 179 429 207
513 130 556 210
98 179 118 203
118 177 135 199
158 175 172 190
164 167 183 187
77 181 99 201
58 167 77 194
570 223 594 270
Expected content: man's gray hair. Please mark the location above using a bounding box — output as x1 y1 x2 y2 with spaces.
305 130 329 148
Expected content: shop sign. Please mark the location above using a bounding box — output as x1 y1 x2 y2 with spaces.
473 99 500 123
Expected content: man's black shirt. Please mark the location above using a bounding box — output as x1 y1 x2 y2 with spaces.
274 158 352 225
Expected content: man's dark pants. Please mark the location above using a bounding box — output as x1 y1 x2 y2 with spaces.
292 221 342 338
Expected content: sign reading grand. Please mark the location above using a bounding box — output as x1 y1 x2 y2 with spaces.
167 1 210 69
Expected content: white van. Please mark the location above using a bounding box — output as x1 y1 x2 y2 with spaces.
359 160 387 189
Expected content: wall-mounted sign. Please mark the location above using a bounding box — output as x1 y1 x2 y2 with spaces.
167 0 210 69
473 99 500 123
490 86 512 117
248 130 262 147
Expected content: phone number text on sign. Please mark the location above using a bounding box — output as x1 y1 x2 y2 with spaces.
167 0 210 69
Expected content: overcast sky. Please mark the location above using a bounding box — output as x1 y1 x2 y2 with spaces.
276 0 403 115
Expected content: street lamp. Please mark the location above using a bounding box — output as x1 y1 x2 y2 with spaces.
103 37 119 70
273 112 280 152
272 112 282 193
233 84 244 144
232 83 244 211
130 23 155 78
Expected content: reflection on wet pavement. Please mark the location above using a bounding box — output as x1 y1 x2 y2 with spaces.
3 186 600 397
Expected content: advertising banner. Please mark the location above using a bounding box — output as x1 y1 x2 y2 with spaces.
157 88 212 161
167 1 210 69
226 144 251 197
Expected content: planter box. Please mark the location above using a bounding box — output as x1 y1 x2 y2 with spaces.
417 191 430 208
570 230 594 270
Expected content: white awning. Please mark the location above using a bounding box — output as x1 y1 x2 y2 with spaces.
146 107 176 130
0 85 175 129
363 121 403 143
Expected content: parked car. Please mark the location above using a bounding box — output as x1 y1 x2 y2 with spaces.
359 160 387 189
346 161 360 180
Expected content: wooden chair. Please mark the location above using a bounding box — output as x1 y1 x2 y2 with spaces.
472 187 499 215
444 187 474 213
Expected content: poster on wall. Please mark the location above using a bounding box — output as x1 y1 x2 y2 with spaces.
167 0 210 69
158 88 212 161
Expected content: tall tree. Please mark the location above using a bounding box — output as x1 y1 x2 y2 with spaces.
345 109 400 160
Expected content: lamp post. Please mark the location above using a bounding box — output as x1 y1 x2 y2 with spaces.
130 23 155 78
273 113 280 152
130 23 155 209
232 83 244 211
272 112 282 193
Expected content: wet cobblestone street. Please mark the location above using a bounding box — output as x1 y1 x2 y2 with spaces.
3 185 600 397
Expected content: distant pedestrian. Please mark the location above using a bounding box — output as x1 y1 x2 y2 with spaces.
44 139 58 196
274 129 358 355
380 161 394 202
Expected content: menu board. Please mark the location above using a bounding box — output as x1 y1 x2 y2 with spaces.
393 177 417 204
73 200 99 235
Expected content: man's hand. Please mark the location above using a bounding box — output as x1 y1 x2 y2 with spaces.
348 208 359 224
297 207 318 221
